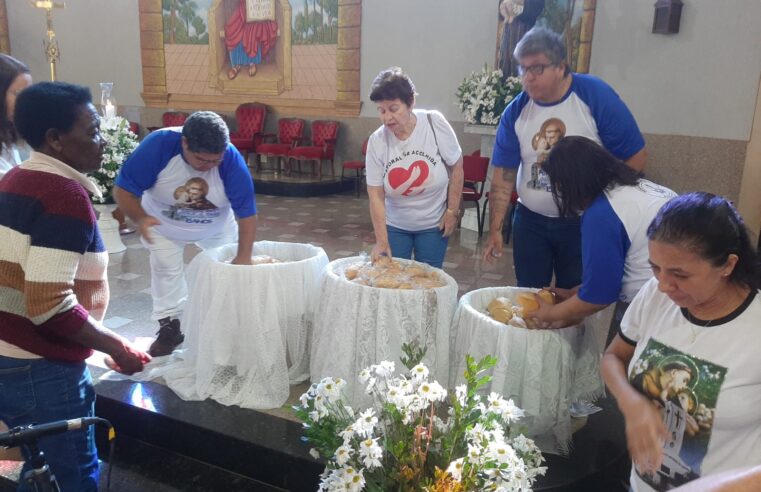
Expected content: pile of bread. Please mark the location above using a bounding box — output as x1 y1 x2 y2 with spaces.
486 289 555 329
226 254 282 265
344 256 445 290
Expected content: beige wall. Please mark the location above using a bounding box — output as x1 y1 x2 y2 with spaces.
6 1 761 210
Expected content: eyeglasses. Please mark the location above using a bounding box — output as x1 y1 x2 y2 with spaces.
517 63 556 77
189 152 224 166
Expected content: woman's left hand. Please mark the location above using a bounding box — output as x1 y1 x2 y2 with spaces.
439 209 458 238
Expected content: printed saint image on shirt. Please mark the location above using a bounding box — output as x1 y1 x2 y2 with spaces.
162 177 221 223
385 158 434 197
629 339 727 491
528 117 566 191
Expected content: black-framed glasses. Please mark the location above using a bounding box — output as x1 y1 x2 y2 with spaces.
518 63 555 77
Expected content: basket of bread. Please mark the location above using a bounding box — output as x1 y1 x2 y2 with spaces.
341 255 446 290
486 288 556 329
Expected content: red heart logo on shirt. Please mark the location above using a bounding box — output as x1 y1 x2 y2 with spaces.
387 160 429 196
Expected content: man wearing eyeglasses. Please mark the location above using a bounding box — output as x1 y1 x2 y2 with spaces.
483 26 646 294
114 111 257 356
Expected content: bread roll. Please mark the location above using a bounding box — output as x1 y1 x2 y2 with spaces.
517 289 555 313
487 297 513 324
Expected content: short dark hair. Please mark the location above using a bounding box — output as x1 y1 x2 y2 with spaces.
514 26 571 76
14 82 92 150
369 67 417 107
0 54 30 148
543 136 641 217
647 192 761 291
182 111 229 154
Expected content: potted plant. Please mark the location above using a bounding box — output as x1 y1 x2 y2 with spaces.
456 66 523 126
295 344 546 491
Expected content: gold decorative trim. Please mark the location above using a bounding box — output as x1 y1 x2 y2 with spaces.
0 0 9 54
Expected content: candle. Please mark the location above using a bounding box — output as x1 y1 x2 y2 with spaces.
104 102 115 119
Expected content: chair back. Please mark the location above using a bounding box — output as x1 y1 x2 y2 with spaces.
235 103 267 138
462 154 489 183
278 118 305 145
162 111 189 127
311 120 339 147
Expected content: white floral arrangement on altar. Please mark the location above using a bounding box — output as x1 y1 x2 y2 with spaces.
88 116 138 204
295 344 546 492
456 66 523 126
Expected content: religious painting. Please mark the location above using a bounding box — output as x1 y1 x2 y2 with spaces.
495 0 596 78
139 0 361 116
629 339 726 490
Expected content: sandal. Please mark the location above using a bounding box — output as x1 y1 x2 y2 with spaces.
227 65 241 80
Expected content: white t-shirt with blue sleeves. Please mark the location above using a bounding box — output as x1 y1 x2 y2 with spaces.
115 128 256 242
578 180 676 305
491 74 645 217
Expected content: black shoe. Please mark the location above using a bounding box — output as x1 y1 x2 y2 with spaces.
148 318 184 357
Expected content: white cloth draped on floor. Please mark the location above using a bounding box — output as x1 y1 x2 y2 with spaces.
449 287 607 455
103 241 328 410
310 257 458 408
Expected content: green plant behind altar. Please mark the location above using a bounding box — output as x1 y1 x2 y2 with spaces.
295 343 546 491
456 66 523 126
88 116 138 204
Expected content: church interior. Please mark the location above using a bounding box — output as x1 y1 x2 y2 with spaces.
1 0 760 490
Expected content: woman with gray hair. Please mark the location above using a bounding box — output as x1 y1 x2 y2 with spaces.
114 111 257 356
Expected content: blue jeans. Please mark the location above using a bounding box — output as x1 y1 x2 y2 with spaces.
512 203 582 289
0 357 99 492
387 225 449 268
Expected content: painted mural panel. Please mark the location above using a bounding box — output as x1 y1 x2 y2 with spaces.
496 0 596 78
161 0 338 101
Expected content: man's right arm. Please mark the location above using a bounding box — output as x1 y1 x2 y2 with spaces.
114 186 160 243
482 166 517 262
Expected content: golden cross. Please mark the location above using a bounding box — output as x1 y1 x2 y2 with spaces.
30 1 66 81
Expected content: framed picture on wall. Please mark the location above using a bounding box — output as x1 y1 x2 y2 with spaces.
496 0 597 78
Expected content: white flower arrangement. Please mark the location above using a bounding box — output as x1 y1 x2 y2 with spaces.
295 344 545 491
88 116 138 204
456 66 523 126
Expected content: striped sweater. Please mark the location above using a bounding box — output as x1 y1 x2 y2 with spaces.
0 152 108 362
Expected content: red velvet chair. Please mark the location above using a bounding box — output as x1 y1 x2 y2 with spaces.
127 121 140 137
147 111 189 132
256 118 305 174
229 103 267 169
341 138 369 197
287 120 339 180
461 153 490 236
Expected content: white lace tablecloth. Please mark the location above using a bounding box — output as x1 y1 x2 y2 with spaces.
449 287 606 455
105 241 328 410
310 257 458 407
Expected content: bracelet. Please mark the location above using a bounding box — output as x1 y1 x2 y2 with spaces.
446 208 460 217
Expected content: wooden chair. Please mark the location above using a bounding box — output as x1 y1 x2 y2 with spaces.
341 138 369 197
229 103 267 169
256 118 305 174
461 153 490 236
287 120 340 179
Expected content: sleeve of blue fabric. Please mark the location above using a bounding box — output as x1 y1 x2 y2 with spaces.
573 75 645 161
115 130 176 197
219 146 256 218
577 195 630 305
490 93 528 169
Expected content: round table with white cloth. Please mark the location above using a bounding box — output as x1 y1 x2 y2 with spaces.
112 241 328 410
449 287 607 455
310 257 458 407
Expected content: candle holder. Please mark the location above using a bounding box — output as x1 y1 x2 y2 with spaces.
99 82 117 120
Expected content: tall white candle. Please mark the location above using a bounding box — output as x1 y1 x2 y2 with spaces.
104 102 115 119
